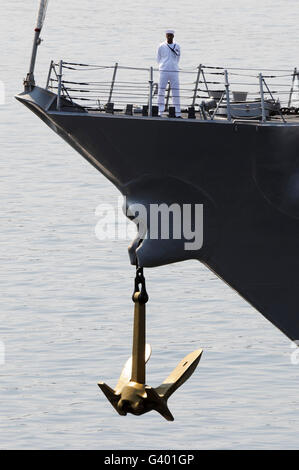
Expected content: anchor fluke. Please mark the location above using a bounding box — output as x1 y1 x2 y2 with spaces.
144 386 175 421
145 348 203 421
97 382 120 413
155 349 203 401
115 343 152 395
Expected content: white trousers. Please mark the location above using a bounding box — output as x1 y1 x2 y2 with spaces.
157 71 181 116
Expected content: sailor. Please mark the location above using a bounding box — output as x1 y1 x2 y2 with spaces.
157 29 181 117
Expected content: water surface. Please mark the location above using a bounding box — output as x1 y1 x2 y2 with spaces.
1 0 299 450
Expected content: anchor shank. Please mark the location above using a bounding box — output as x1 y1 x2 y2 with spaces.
131 293 146 384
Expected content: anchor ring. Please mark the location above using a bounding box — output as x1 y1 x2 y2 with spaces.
133 267 149 304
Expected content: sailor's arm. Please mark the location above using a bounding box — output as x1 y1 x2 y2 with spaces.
157 45 162 64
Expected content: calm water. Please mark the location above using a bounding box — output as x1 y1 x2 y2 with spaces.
1 0 299 450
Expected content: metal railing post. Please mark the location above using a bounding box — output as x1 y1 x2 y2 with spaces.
57 60 63 111
259 73 266 123
108 62 118 104
149 67 154 116
202 69 210 95
192 64 202 107
288 67 297 107
165 81 171 111
211 92 226 120
263 77 286 123
224 70 232 122
46 60 54 89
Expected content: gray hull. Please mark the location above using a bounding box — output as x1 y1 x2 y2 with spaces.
16 86 299 341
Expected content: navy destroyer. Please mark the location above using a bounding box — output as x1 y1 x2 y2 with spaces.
16 1 299 419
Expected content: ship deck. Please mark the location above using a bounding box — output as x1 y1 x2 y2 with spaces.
45 60 299 125
82 108 299 124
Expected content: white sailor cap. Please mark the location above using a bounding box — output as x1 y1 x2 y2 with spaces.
165 29 175 35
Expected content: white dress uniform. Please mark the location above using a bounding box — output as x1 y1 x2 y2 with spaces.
157 33 181 116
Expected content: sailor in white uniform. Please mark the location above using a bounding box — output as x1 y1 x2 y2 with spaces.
157 29 181 117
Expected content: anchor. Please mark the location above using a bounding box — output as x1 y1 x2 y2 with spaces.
98 267 203 421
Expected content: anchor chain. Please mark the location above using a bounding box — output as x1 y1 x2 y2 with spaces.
132 267 149 304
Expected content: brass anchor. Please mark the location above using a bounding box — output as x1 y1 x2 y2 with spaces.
98 268 203 421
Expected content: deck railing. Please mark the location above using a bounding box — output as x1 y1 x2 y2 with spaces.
46 60 299 121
